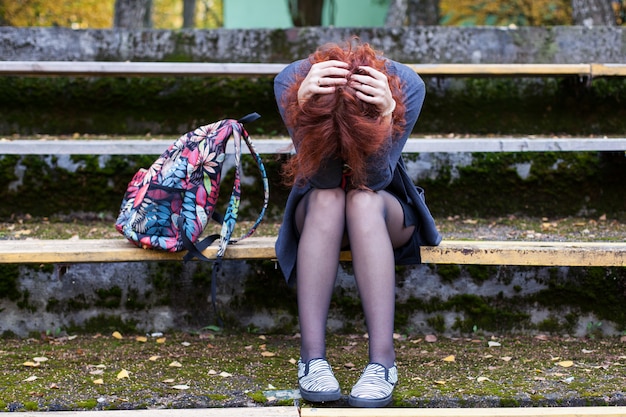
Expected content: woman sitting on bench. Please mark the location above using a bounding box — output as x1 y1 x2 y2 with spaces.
273 39 441 408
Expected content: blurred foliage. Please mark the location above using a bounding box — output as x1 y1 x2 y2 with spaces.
440 0 626 26
440 0 572 26
0 0 222 28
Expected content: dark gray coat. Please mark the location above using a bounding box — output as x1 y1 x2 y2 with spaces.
273 58 442 285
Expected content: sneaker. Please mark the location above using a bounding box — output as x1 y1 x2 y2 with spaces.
297 358 341 402
348 362 398 408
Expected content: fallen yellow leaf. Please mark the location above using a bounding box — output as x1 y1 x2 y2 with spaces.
116 369 130 379
261 351 276 357
135 336 148 343
442 355 456 362
557 360 574 368
162 378 175 383
149 355 160 361
23 361 39 367
112 331 123 340
169 361 183 368
156 337 167 344
93 378 104 385
434 380 446 385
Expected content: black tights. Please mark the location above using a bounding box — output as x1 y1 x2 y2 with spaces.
295 187 414 368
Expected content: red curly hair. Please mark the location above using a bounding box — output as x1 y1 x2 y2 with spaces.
281 40 406 188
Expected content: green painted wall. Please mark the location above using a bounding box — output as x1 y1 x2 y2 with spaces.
223 0 389 28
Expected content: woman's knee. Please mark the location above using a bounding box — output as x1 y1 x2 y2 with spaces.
346 189 384 217
308 188 346 212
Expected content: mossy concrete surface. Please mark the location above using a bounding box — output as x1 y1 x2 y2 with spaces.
0 332 625 411
1 216 625 338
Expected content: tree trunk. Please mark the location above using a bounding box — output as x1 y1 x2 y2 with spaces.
571 0 616 25
385 0 408 26
114 0 152 28
144 0 153 28
407 0 440 25
183 0 196 28
288 0 324 26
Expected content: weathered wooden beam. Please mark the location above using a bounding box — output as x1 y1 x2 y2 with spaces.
0 238 624 267
2 137 626 155
1 61 617 79
0 61 287 77
407 63 592 78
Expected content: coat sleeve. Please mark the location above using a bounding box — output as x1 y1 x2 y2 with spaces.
366 61 426 191
273 60 344 189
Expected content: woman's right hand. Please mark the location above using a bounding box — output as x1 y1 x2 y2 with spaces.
298 60 350 107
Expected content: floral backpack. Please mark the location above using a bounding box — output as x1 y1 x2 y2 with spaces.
115 113 269 321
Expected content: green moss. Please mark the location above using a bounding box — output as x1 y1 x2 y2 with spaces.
207 394 230 401
95 286 123 308
16 289 37 312
532 266 626 330
23 401 39 411
437 264 461 283
0 264 21 301
536 316 563 334
448 294 531 334
67 314 137 334
75 399 98 409
426 314 446 333
423 151 625 218
466 265 496 284
247 391 267 404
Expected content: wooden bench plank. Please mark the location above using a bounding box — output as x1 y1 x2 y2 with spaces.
300 406 626 417
406 63 591 78
591 63 626 77
0 61 616 79
1 238 624 267
0 61 287 77
2 137 626 155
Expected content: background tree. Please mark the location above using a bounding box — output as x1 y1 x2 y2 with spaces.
288 0 324 26
439 0 570 26
384 0 407 26
183 0 196 27
571 0 618 25
0 0 113 27
114 0 152 28
407 0 439 25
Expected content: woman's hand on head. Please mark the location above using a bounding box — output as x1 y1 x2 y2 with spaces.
298 60 350 108
349 66 396 118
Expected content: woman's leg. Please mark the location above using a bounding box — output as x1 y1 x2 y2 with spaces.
295 187 346 361
345 189 414 368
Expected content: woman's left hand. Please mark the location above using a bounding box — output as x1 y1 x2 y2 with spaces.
349 66 396 118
